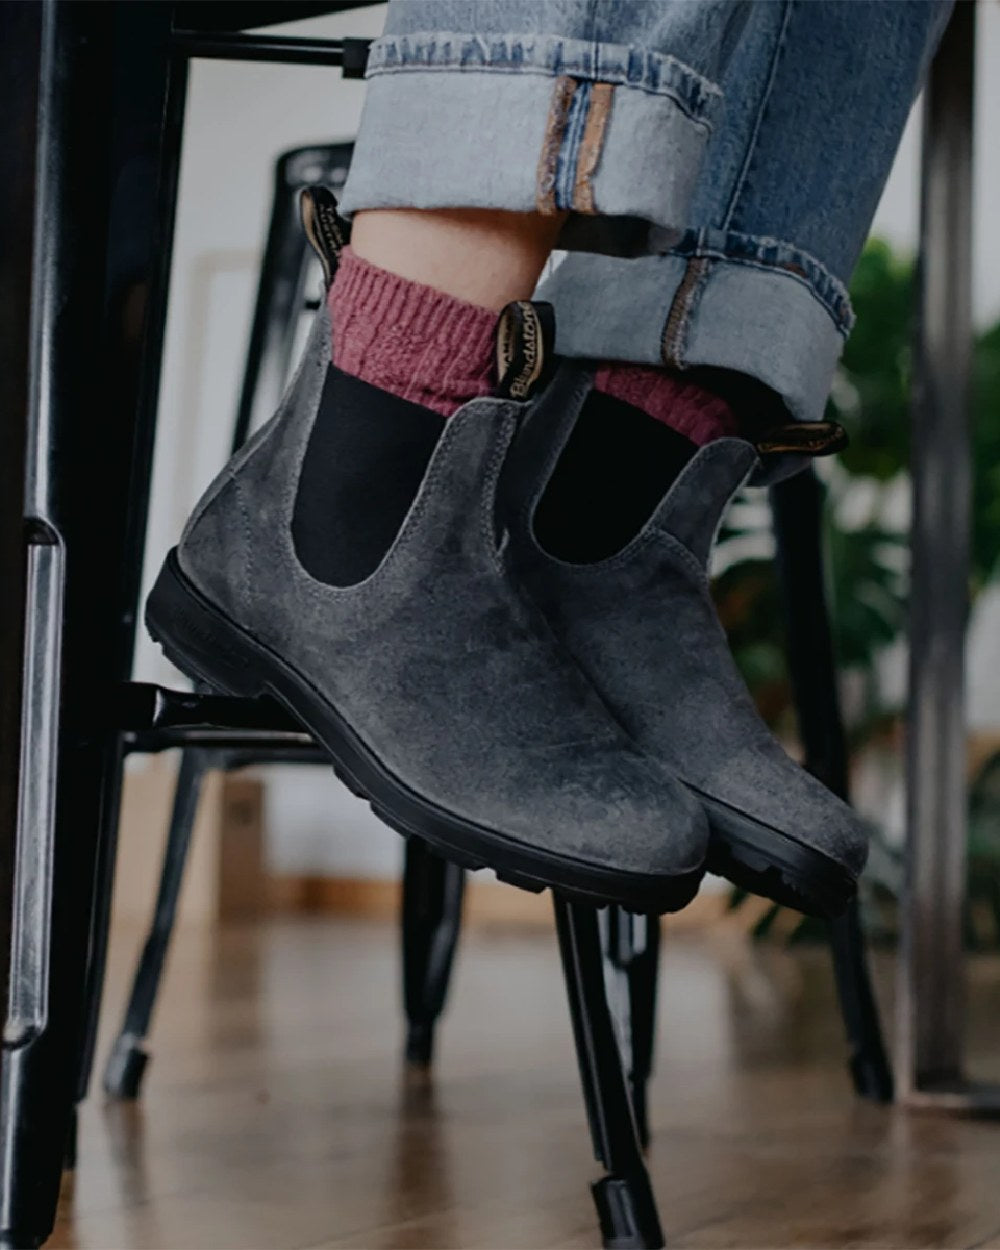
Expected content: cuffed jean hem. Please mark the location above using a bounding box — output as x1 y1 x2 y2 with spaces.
537 239 853 426
340 32 721 227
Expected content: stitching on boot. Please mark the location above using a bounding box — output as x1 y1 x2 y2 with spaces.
661 256 710 369
655 530 713 589
481 413 519 576
573 82 614 213
536 76 578 214
234 475 255 603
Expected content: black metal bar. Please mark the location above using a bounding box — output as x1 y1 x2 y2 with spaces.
401 839 465 1067
72 18 193 1121
126 729 318 757
1 0 121 1236
170 31 371 75
0 0 40 1098
104 750 210 1100
554 900 664 1250
770 468 893 1103
770 470 849 795
113 681 302 735
897 0 976 1106
0 2 184 1241
172 31 344 60
604 909 660 1149
0 0 44 1241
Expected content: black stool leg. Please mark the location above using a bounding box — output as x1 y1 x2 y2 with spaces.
401 839 465 1067
103 750 211 1099
604 909 660 1148
68 26 188 1134
555 900 664 1250
0 6 182 1244
770 468 893 1102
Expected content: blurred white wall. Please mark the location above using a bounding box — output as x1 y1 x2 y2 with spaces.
138 4 1000 879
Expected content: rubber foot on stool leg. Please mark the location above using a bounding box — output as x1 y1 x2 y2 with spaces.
405 1022 434 1068
103 1036 149 1100
592 1173 664 1250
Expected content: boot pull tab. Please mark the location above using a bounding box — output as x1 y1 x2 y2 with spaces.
753 420 848 457
300 185 351 288
495 301 555 401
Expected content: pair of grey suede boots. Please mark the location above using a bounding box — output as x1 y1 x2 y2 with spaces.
147 191 867 921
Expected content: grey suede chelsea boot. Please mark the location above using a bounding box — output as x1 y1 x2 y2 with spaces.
503 365 868 918
145 226 709 914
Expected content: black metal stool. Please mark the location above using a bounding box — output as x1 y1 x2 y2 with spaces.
1 6 891 1249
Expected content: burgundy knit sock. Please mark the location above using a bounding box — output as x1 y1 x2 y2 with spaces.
593 363 737 446
328 247 497 417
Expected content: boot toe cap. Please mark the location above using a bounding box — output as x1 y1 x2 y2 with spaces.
695 744 869 880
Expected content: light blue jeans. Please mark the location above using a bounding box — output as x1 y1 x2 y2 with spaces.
341 1 953 422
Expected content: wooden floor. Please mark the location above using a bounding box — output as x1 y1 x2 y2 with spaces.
52 914 1000 1250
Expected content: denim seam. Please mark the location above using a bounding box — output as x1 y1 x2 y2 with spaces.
661 258 712 369
720 0 794 230
699 250 851 335
365 34 721 126
367 61 718 127
537 77 576 214
660 230 854 335
555 80 592 209
540 77 617 213
234 476 255 597
573 82 613 212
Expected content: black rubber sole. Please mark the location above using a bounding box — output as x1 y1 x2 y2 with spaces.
147 550 703 916
698 791 857 919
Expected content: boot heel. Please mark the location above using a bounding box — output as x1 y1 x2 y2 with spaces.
145 549 263 699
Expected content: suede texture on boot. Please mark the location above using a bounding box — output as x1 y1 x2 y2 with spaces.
503 364 868 917
148 308 709 913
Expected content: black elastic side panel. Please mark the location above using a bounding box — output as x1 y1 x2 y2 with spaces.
292 366 444 586
533 390 696 564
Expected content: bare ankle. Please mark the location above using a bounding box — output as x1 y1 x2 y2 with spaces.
349 207 566 310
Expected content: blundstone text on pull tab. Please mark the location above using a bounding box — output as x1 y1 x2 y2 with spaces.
495 300 556 401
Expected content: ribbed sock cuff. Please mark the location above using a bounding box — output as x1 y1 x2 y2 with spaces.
594 363 736 446
329 248 498 417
